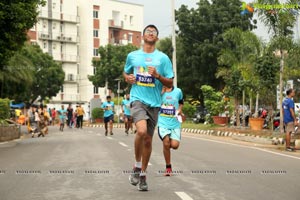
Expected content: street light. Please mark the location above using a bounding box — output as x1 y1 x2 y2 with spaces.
115 78 121 123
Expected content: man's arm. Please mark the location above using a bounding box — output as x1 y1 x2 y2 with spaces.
123 72 136 85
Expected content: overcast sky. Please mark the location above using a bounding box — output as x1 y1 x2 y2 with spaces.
121 0 299 41
122 0 197 38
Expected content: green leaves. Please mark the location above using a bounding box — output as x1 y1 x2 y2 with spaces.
0 44 64 103
89 44 138 94
0 0 45 69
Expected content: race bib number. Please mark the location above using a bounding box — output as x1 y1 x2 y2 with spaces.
160 105 176 117
136 74 155 87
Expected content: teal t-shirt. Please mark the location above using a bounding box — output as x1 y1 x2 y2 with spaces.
58 109 67 119
158 87 183 129
124 49 174 107
122 99 131 116
101 101 114 117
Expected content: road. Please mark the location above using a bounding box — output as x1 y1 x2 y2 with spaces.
0 126 299 200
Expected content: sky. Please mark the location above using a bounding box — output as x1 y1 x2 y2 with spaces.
121 0 299 41
121 0 197 38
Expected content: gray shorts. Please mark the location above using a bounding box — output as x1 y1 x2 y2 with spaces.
130 101 160 136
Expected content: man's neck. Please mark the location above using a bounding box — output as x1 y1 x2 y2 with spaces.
143 43 155 53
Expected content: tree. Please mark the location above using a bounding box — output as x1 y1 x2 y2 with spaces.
175 0 257 101
256 0 299 133
0 44 65 104
89 44 138 94
217 28 261 126
22 44 65 104
156 37 173 60
0 0 45 70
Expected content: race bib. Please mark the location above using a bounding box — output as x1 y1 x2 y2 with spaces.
160 104 176 117
136 66 155 87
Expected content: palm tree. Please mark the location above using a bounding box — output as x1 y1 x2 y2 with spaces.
256 0 299 133
217 28 262 126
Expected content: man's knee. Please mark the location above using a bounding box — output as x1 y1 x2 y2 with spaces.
171 141 180 149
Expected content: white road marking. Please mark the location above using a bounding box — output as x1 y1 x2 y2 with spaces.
175 192 193 200
184 135 300 161
148 162 152 166
107 137 113 140
96 134 101 136
119 142 128 147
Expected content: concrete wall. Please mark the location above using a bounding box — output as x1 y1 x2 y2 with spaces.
0 125 21 142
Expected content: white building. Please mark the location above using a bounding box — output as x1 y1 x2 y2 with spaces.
28 0 143 117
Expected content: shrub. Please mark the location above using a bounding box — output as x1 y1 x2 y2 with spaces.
92 107 104 119
0 98 10 120
182 102 196 118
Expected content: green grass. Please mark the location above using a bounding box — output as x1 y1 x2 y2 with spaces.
181 121 221 130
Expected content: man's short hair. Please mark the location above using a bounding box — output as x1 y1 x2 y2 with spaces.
286 88 294 96
143 24 159 36
107 95 111 99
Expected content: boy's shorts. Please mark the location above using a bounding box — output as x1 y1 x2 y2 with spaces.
158 127 181 142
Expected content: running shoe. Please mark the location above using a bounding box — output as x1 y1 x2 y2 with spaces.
105 130 108 136
125 130 128 135
110 132 113 135
286 147 295 152
164 167 172 176
129 167 141 186
138 175 148 191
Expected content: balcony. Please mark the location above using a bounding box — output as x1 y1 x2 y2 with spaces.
39 10 79 23
52 53 79 63
38 32 78 43
108 19 123 29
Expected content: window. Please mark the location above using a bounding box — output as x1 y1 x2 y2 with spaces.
93 49 98 56
130 16 133 25
94 86 99 94
60 85 64 93
93 66 96 74
93 10 98 19
43 42 47 49
128 33 133 43
93 30 99 38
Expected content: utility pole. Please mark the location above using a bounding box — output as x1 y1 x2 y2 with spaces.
171 0 177 87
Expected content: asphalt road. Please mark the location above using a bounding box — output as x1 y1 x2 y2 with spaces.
0 125 299 200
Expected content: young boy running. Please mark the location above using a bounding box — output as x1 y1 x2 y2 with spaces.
158 85 184 176
101 96 115 136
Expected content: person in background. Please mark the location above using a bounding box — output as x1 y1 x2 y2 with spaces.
282 88 297 152
76 104 85 129
51 108 56 126
101 96 115 136
67 104 74 128
122 93 133 135
58 105 67 132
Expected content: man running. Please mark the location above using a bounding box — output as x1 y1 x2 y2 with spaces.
123 24 174 191
58 105 67 132
101 96 115 136
122 94 133 135
158 86 184 176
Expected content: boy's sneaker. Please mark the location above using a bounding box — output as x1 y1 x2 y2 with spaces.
138 175 148 191
286 147 295 152
129 167 141 186
164 167 172 176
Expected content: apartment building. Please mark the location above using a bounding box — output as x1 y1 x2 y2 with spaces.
28 0 143 116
